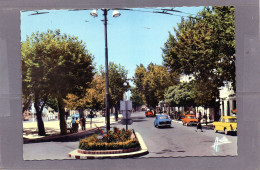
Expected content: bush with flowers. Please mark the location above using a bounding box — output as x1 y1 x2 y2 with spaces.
79 127 140 150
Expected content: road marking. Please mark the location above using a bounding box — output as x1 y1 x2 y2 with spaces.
212 136 232 153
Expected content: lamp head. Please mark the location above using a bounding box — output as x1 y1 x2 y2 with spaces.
90 9 98 17
112 10 121 17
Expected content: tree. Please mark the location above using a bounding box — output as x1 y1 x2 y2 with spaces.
65 62 129 119
165 82 196 108
105 62 130 112
84 74 106 111
22 29 94 135
64 73 105 111
162 6 235 110
130 87 144 111
133 63 179 108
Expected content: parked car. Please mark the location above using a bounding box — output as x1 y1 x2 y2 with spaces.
154 115 172 128
182 114 198 126
213 116 237 135
145 110 154 117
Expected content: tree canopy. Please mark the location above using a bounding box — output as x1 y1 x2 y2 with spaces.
133 63 179 108
22 29 94 135
105 62 130 109
162 6 235 107
165 82 196 107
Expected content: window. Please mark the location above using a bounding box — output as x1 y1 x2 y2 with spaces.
226 118 237 123
159 116 168 119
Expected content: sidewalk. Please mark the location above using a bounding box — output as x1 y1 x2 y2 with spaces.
23 115 123 144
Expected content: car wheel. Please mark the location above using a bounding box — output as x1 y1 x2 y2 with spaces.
155 125 158 128
224 128 228 135
214 126 218 133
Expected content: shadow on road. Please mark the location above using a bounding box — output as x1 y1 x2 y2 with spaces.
131 116 149 123
157 126 174 129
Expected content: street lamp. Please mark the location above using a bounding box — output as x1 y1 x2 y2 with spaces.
90 9 121 132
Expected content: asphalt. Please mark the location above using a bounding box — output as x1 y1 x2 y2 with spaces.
23 115 212 159
68 132 149 159
23 118 213 144
172 119 214 129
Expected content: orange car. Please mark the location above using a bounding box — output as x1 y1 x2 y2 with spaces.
182 114 198 126
145 111 154 117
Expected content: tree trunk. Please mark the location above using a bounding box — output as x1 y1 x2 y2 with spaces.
58 97 67 135
34 98 46 136
115 106 118 121
214 101 220 121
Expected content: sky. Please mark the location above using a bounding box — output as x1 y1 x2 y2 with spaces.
21 7 205 81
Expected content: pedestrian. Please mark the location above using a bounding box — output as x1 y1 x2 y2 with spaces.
71 117 76 133
81 117 86 130
196 122 203 132
75 117 79 132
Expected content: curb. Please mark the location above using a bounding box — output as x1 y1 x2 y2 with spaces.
68 132 149 159
23 127 100 144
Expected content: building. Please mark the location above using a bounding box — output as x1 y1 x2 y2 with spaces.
219 82 236 116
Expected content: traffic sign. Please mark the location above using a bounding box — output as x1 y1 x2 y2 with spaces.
120 100 132 111
122 110 131 119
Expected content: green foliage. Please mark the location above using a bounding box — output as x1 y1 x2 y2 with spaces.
101 62 130 108
162 7 235 107
130 87 144 109
64 62 129 112
21 29 94 135
64 73 105 110
46 98 59 112
133 63 179 107
165 82 196 107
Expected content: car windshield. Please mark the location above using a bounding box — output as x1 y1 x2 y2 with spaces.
159 116 168 119
188 116 196 119
226 118 237 123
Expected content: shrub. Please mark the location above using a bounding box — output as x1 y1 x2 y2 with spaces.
79 138 140 150
79 127 140 150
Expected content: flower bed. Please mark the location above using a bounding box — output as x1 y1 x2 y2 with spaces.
79 127 140 151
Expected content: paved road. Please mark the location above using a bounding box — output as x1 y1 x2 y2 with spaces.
23 111 237 160
110 111 237 157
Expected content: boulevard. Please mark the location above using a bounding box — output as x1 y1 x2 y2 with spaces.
23 111 237 160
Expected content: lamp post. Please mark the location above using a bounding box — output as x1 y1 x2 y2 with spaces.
90 9 121 132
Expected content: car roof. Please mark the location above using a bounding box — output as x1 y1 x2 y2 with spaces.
157 114 168 117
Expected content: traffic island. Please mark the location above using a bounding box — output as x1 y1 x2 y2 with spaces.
68 132 148 159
